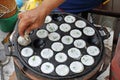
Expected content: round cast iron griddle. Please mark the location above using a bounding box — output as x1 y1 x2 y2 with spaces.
12 13 105 79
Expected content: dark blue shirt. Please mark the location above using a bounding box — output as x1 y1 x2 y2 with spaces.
59 0 103 13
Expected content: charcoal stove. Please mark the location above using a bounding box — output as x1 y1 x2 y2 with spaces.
4 12 110 80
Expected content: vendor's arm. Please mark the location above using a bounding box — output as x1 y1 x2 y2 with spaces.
18 0 65 36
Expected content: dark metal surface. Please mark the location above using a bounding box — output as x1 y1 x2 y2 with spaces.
5 13 110 79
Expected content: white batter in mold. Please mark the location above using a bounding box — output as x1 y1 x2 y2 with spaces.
41 48 54 59
75 20 86 28
36 29 48 38
59 23 71 32
46 23 58 32
68 48 82 59
44 16 52 23
51 42 64 52
41 62 54 74
48 32 60 41
70 61 84 73
17 36 31 46
28 55 42 67
74 39 86 49
61 35 73 45
87 46 100 56
56 64 69 76
70 29 82 38
83 27 95 36
21 47 33 57
64 15 76 23
81 55 95 66
55 52 67 63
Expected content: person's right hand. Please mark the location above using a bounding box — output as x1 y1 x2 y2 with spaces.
18 6 47 37
18 0 64 37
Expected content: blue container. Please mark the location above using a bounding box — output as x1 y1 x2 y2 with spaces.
16 0 23 8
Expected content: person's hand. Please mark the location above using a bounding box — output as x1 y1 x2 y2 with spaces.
18 6 47 36
18 0 64 36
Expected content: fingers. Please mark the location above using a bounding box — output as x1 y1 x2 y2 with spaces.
18 12 24 19
18 13 22 19
18 18 31 37
26 24 40 34
18 9 45 36
19 18 40 36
